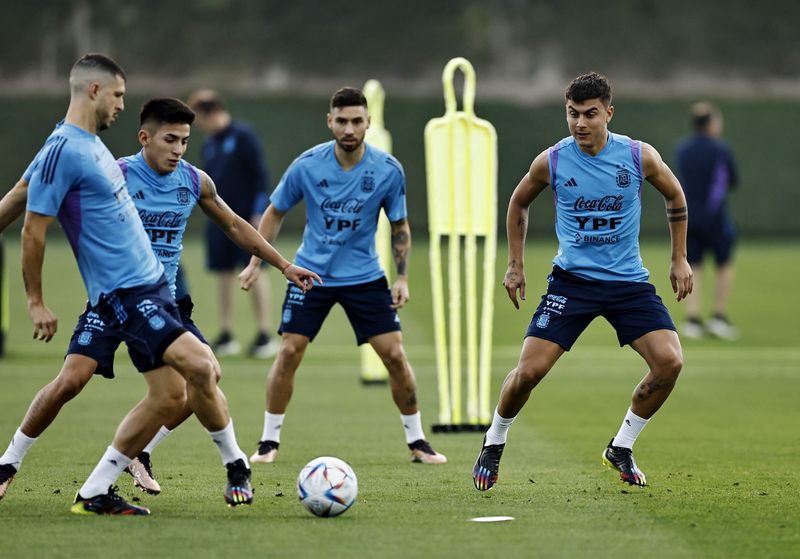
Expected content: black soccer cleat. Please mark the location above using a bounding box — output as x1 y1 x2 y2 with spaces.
70 485 151 515
0 463 17 502
602 439 648 486
472 437 505 491
224 459 253 507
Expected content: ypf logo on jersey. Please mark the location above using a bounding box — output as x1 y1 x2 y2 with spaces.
136 299 166 331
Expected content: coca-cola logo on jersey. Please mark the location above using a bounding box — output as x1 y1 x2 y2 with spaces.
321 198 364 214
573 195 624 212
138 210 183 227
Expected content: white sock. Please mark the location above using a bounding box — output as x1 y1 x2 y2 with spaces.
142 426 171 455
400 412 425 444
611 408 649 449
261 412 285 443
0 429 38 469
208 420 248 467
78 446 131 498
485 409 516 446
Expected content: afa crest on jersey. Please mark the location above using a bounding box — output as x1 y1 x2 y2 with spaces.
361 174 375 193
176 188 191 205
616 166 631 188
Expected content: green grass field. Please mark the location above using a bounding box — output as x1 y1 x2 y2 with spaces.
0 237 798 558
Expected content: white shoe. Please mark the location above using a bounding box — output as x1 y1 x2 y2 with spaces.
409 440 447 464
213 335 241 357
125 452 161 495
706 316 740 341
681 320 705 340
250 338 279 359
250 440 279 464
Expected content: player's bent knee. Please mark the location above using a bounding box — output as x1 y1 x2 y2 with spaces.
150 387 187 414
177 355 218 390
51 370 92 401
278 339 306 364
379 345 408 372
515 363 550 389
663 352 683 379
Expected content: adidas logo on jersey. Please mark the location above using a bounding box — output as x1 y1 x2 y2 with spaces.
564 177 578 187
317 179 329 188
132 190 145 200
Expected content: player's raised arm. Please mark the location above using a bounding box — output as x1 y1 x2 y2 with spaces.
504 149 550 309
641 142 693 301
197 171 320 291
0 178 30 232
21 211 57 342
389 218 411 309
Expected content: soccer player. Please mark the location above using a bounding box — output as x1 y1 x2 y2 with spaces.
0 96 321 506
472 72 692 491
239 87 446 465
675 102 739 340
187 90 277 358
2 53 308 515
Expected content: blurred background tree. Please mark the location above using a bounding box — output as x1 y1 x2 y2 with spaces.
1 0 798 237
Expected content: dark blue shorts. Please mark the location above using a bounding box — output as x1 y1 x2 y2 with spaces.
278 277 401 345
205 227 265 271
68 280 204 377
127 295 207 372
67 304 120 379
526 267 676 350
687 220 736 266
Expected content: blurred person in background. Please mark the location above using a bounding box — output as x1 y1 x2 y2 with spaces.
675 102 739 340
188 90 278 358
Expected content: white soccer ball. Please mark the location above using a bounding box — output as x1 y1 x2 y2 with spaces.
296 456 358 517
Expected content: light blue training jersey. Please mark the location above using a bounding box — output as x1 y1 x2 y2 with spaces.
118 150 202 299
270 140 407 286
548 132 649 282
25 123 164 305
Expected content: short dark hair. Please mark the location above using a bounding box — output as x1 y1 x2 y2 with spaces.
188 90 225 114
565 72 612 106
691 101 719 131
72 53 126 82
330 87 368 110
140 97 195 127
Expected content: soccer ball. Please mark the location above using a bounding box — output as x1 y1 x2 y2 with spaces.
296 456 358 517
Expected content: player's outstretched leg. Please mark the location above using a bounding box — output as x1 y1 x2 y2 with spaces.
71 486 151 515
602 439 648 486
125 452 161 495
224 458 253 506
472 437 505 491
